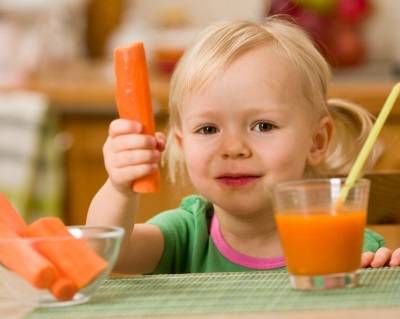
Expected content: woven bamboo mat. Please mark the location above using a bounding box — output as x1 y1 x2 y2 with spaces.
25 267 400 318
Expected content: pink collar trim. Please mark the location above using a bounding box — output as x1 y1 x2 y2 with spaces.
210 214 286 269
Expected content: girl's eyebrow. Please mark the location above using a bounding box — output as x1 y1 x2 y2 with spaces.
182 110 219 120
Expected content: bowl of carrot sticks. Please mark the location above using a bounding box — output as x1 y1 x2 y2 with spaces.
0 217 125 307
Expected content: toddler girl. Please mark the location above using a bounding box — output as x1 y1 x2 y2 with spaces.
87 17 400 274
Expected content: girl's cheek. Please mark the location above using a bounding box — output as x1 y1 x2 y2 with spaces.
267 148 307 177
184 148 210 178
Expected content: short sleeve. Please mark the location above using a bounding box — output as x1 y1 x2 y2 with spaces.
146 195 212 274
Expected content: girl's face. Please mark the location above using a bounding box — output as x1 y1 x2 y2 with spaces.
175 45 331 216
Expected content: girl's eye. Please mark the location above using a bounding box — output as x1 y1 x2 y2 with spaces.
198 126 219 134
253 122 275 132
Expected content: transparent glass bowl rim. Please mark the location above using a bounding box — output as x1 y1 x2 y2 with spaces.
0 225 124 243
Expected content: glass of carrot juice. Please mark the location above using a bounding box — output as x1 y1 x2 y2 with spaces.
272 178 370 290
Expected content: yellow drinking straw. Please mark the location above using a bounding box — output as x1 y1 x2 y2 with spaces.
337 82 400 205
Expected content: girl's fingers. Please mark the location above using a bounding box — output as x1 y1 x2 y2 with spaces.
109 119 143 137
361 251 375 268
370 247 392 268
108 120 164 152
109 149 161 168
103 119 163 193
104 145 161 192
389 248 400 267
155 132 167 151
109 163 159 187
108 134 157 154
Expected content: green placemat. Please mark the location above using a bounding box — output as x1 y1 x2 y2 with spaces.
26 267 400 318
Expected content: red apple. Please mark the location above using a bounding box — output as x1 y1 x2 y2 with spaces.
295 9 329 39
336 0 371 24
268 0 329 41
320 20 365 68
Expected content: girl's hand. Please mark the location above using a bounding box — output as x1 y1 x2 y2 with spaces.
103 119 166 195
361 247 400 268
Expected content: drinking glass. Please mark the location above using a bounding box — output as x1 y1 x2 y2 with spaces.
272 178 370 290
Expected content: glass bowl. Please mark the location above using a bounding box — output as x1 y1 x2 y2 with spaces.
0 225 124 307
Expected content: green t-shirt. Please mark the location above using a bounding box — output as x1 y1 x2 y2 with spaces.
146 195 385 274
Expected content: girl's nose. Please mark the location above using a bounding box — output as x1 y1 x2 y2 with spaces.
220 134 251 159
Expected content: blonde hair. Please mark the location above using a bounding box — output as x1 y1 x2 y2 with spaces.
163 16 378 183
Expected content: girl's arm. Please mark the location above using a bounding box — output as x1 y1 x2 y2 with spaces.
86 119 166 274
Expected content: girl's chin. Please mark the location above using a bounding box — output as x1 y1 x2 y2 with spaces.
212 198 272 216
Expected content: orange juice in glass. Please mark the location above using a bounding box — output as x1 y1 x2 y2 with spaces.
272 178 370 290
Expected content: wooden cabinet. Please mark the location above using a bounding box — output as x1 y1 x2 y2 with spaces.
25 61 400 226
61 113 111 225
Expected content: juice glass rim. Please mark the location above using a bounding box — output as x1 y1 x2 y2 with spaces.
272 177 370 192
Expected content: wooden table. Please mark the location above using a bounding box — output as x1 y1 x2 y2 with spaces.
2 267 400 319
3 222 400 319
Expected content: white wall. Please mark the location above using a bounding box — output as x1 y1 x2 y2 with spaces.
362 0 400 63
127 0 268 26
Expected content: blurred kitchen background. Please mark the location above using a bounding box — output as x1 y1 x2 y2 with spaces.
1 0 400 226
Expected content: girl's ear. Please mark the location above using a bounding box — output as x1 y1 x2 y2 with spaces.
174 129 183 149
307 116 333 166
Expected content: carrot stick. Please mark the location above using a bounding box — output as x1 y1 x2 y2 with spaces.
0 192 28 235
50 275 78 301
0 223 57 289
0 195 77 301
25 217 109 289
114 42 161 193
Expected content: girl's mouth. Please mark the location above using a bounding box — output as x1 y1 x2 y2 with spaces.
216 176 259 187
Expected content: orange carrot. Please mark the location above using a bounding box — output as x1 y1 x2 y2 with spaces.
25 217 109 289
0 223 57 289
0 195 77 301
50 275 78 301
0 192 28 235
114 42 161 193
